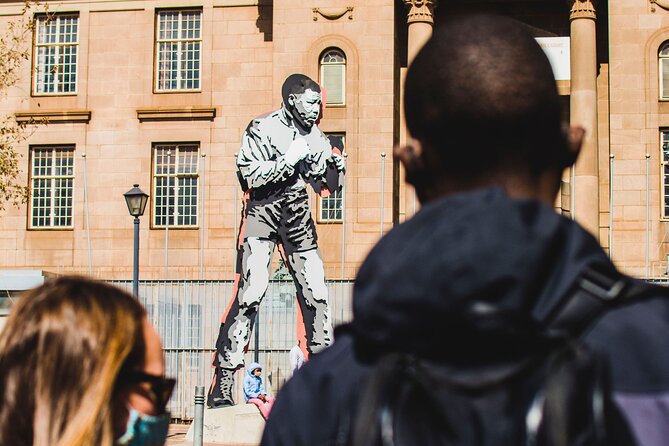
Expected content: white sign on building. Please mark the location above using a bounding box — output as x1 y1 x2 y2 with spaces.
536 37 571 81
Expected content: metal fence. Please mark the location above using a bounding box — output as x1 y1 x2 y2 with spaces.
110 279 354 420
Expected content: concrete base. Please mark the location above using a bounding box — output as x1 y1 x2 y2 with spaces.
185 404 265 445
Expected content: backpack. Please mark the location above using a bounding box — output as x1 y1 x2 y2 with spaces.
351 265 652 446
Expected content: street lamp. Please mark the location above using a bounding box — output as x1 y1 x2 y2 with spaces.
123 184 149 297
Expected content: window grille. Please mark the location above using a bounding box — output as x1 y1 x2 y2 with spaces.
319 134 345 222
662 132 669 218
29 146 75 228
319 49 346 106
34 14 79 95
155 10 202 91
153 143 199 228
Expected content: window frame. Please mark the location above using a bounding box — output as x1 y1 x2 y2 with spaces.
32 13 80 96
317 133 345 223
151 142 200 229
27 145 75 230
319 48 346 107
660 42 669 101
154 8 203 93
661 130 669 220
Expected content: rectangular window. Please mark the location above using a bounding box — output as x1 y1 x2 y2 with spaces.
662 132 669 218
153 143 199 228
29 146 75 229
34 14 79 95
155 9 201 92
319 134 345 222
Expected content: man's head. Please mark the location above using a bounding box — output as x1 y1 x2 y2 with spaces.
282 74 323 129
398 14 582 204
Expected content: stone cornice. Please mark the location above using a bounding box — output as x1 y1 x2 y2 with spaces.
15 110 91 124
136 107 216 122
569 0 596 20
403 0 438 25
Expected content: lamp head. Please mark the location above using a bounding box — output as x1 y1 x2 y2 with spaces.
123 184 149 217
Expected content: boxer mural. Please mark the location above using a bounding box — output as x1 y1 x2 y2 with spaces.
208 74 345 407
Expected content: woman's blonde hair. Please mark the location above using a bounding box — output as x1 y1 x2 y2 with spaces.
0 276 147 446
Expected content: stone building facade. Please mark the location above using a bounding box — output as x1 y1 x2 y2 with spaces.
0 0 667 281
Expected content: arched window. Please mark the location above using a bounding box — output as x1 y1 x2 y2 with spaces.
660 42 669 99
320 48 346 106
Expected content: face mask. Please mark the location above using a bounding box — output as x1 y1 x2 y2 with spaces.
116 408 170 446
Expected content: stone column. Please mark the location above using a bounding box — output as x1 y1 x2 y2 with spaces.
569 0 600 240
397 1 437 224
404 0 438 63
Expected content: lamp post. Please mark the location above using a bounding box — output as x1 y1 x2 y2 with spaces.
123 184 149 297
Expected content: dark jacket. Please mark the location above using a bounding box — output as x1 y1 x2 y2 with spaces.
262 189 669 446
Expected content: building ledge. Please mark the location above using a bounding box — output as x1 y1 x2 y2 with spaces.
15 110 92 124
136 107 217 122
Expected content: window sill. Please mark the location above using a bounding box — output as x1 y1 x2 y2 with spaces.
31 92 78 98
154 89 202 94
27 227 74 231
150 226 200 230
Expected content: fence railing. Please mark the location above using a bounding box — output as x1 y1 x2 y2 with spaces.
110 279 354 420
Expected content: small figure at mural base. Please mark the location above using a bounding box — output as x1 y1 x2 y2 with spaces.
208 74 345 408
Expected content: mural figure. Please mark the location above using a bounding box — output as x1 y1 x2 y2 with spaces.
208 74 345 407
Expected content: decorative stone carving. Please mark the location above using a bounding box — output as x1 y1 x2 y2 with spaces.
403 0 438 25
312 7 353 21
569 0 596 20
650 0 669 12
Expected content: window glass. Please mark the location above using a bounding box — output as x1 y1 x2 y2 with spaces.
29 146 75 228
156 10 202 91
320 49 346 106
34 14 79 95
319 134 345 222
153 144 199 227
663 132 669 218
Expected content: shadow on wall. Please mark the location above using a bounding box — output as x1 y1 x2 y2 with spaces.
257 0 273 42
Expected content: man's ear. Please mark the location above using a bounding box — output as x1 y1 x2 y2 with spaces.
287 94 296 108
393 138 424 169
394 138 433 201
565 126 585 167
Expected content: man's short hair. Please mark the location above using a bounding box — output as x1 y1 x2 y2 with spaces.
405 14 568 178
281 74 322 104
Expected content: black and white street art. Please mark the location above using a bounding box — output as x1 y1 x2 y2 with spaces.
208 74 345 408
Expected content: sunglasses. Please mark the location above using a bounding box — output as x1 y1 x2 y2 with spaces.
121 370 176 411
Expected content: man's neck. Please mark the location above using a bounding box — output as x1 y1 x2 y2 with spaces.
419 172 560 208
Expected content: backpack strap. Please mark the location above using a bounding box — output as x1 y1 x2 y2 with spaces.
546 265 668 338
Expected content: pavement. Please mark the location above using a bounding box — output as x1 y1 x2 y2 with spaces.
166 424 192 445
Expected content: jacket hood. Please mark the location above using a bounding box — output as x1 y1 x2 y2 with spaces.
247 362 262 376
349 188 614 362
